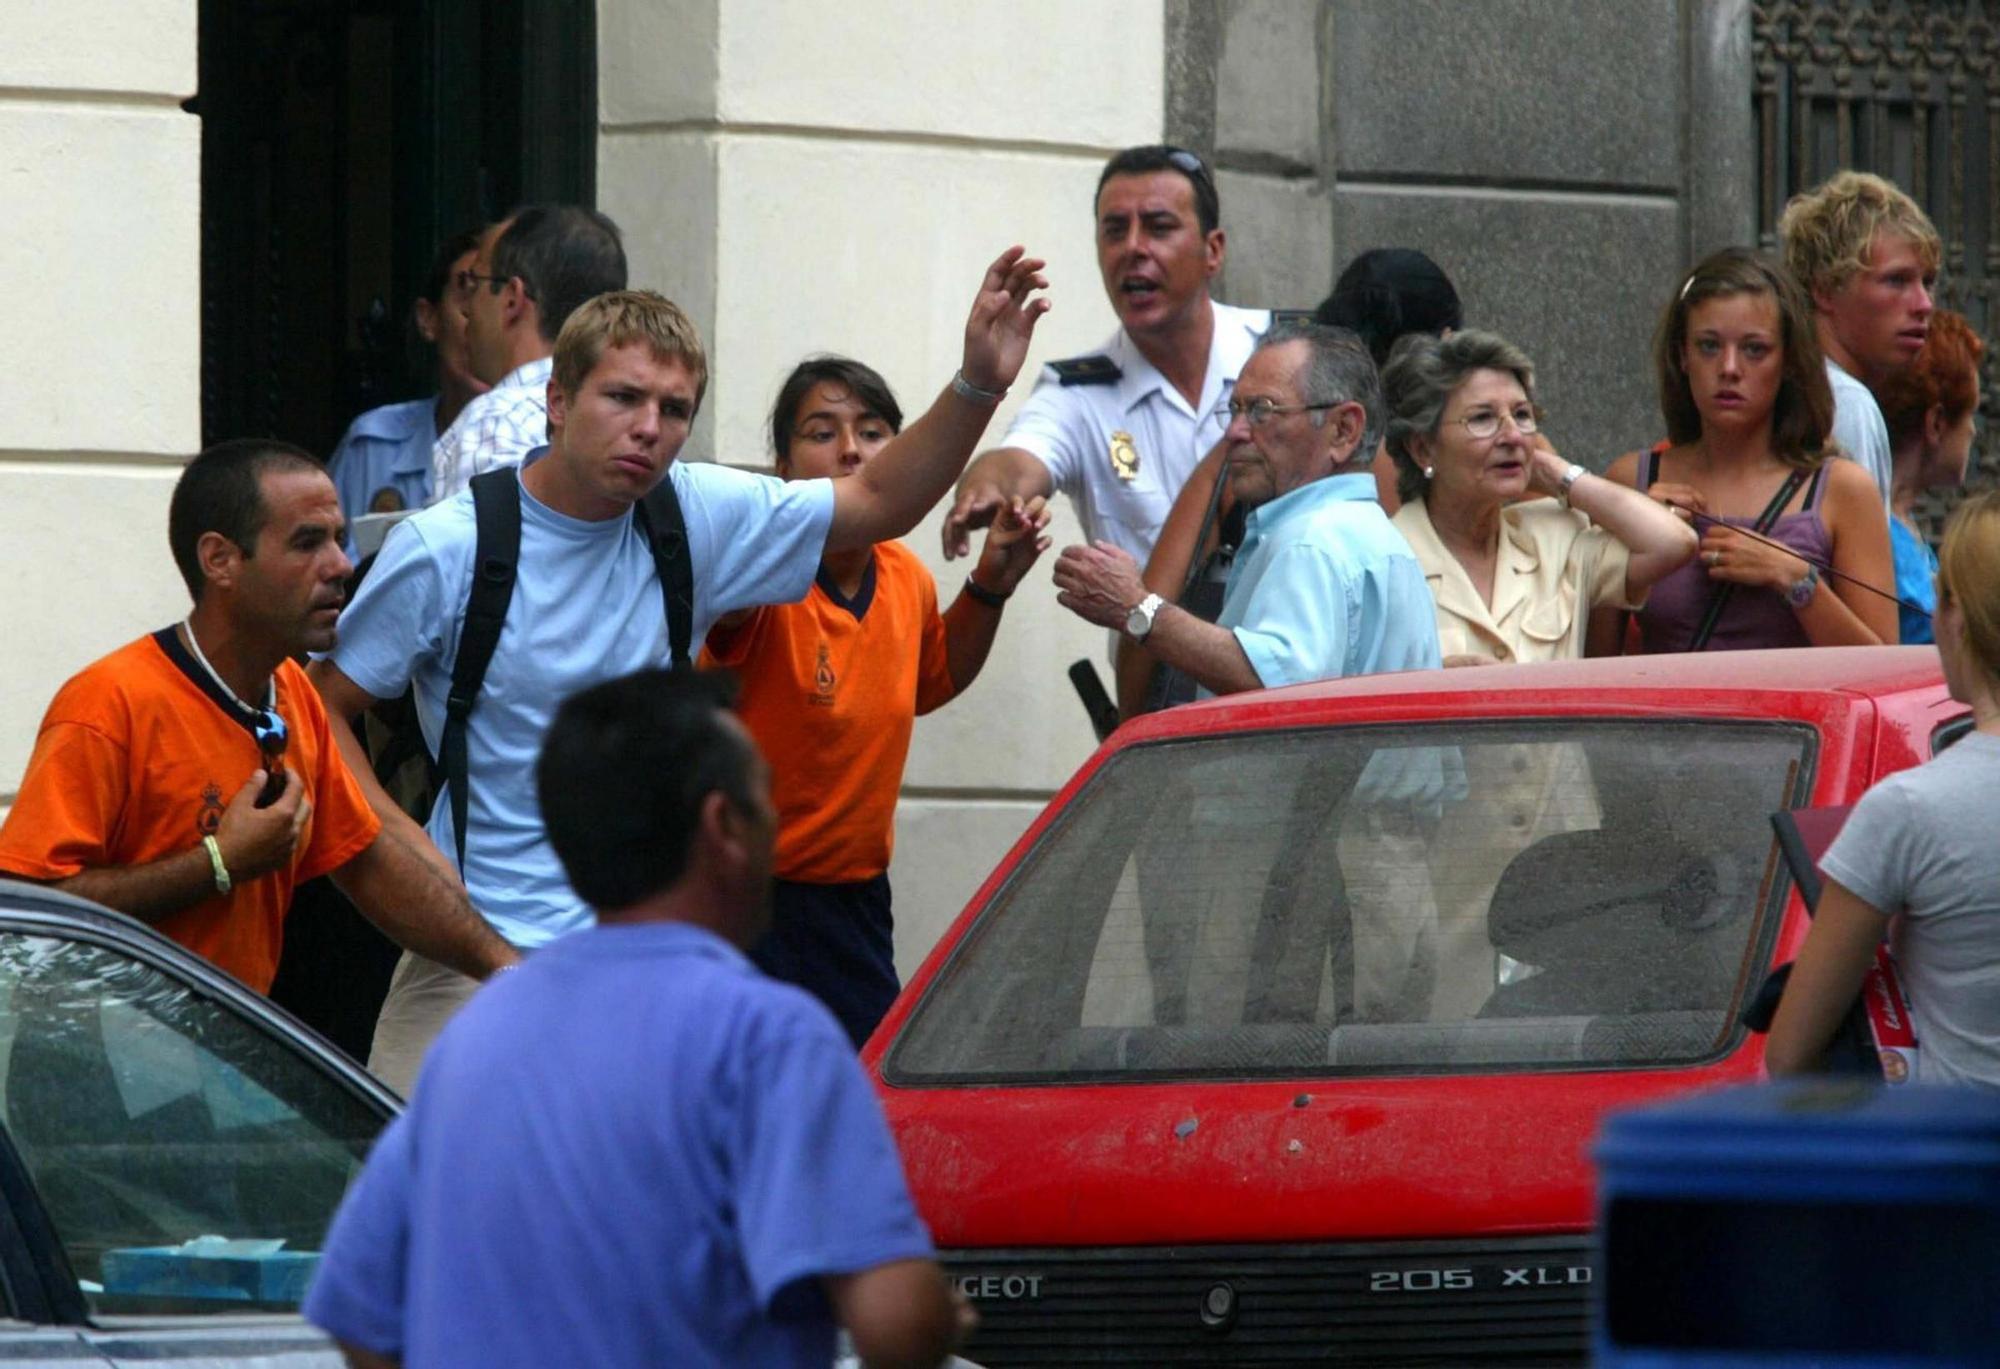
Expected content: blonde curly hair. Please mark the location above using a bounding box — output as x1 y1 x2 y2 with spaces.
1779 170 1941 299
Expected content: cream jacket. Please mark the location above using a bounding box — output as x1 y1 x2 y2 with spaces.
1391 496 1639 663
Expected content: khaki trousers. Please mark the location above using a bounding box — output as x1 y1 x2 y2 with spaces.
367 950 481 1096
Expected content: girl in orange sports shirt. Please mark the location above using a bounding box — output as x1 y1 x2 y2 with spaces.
701 356 1050 1046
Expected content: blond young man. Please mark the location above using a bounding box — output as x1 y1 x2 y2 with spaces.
1780 170 1942 507
310 251 1049 1093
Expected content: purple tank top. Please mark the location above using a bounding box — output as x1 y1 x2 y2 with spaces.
1637 456 1832 653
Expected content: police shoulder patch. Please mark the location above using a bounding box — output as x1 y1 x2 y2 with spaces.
1049 354 1122 386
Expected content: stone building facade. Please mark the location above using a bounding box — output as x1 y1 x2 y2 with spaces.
26 0 1987 982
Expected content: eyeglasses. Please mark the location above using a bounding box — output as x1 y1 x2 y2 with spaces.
1164 147 1214 191
1217 397 1341 428
1451 406 1540 440
455 268 509 295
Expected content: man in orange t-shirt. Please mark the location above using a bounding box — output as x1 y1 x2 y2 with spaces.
701 357 1048 1046
0 439 516 996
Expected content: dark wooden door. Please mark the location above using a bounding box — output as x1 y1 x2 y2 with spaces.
192 0 595 459
192 0 593 1059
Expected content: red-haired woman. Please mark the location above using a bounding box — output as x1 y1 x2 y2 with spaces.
1875 310 1984 645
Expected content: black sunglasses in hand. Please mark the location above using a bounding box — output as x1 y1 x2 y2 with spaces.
253 711 289 808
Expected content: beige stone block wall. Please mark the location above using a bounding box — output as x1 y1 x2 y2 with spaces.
886 797 1050 981
0 4 200 810
597 0 1164 957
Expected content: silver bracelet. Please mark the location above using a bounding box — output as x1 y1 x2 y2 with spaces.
950 370 1007 405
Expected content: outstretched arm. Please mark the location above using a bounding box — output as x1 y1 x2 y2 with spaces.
1055 541 1263 697
942 447 1055 559
940 495 1051 696
826 247 1051 553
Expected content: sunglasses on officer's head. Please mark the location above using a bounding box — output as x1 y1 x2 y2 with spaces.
1163 147 1214 190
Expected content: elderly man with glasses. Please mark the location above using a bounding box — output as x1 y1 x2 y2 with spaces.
1054 321 1439 694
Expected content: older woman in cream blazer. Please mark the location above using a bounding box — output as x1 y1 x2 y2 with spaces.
1370 331 1697 1018
1383 331 1696 664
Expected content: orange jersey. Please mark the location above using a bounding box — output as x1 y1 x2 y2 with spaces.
0 632 381 991
700 542 955 883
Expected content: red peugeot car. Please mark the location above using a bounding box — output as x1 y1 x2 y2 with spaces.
868 647 1967 1366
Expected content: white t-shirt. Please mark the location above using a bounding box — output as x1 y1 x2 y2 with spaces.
1820 731 2000 1089
1001 301 1269 563
1825 358 1894 508
331 454 835 947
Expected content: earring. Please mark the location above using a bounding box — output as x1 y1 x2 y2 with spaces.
1423 465 1435 479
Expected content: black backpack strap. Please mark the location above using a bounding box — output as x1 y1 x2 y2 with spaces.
1687 468 1807 652
442 469 523 870
634 472 695 669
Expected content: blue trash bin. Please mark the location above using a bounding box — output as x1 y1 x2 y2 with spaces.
1595 1080 2000 1368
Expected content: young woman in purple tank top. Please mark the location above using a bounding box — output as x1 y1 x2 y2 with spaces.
1590 248 1898 653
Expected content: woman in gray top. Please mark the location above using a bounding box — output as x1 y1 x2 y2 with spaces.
1768 488 2000 1087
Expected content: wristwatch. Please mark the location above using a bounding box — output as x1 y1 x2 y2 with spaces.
1124 592 1166 641
1555 462 1587 507
1785 563 1820 609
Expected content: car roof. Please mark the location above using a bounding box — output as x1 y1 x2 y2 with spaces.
0 876 156 931
1112 646 1946 743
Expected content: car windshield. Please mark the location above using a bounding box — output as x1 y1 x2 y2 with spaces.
0 929 385 1317
888 719 1813 1084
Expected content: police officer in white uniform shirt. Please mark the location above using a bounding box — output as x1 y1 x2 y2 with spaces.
943 146 1275 567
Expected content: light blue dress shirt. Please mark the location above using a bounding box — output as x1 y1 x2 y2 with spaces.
327 397 437 549
1217 470 1442 688
304 922 933 1368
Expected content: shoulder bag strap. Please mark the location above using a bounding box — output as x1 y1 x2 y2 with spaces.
634 474 695 669
1686 467 1808 652
442 469 523 870
1179 459 1233 600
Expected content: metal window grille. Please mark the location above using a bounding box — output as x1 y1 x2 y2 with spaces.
1754 0 2000 529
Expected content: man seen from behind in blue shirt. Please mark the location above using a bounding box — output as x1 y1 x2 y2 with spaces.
304 668 970 1368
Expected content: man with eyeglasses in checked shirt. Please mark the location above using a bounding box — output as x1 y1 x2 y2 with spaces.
942 145 1274 573
0 440 517 997
429 204 628 504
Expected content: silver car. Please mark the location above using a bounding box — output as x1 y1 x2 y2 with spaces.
0 879 396 1366
0 881 988 1369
